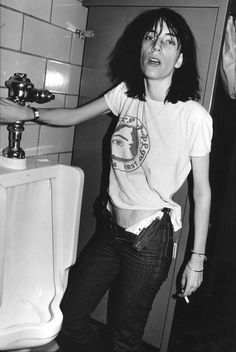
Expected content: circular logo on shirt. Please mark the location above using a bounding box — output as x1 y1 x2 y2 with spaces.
111 115 150 171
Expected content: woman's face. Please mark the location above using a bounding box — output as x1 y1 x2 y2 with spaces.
140 20 183 84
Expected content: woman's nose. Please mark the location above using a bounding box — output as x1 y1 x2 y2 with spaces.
152 38 162 51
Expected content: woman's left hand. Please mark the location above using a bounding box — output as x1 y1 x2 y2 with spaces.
180 262 203 297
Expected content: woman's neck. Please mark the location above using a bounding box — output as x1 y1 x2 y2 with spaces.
144 79 170 101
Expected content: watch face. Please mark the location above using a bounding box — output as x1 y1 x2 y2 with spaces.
32 108 40 119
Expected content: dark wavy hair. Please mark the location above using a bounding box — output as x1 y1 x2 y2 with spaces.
108 8 200 103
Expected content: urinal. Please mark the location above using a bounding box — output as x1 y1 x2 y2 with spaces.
0 158 84 351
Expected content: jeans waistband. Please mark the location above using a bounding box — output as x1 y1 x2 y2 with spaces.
105 207 170 243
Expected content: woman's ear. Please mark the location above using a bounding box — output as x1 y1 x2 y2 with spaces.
175 53 183 68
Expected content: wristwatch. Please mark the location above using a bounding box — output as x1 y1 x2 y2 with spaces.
30 107 40 120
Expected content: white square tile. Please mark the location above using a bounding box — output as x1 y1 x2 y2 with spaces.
0 49 46 89
32 154 59 163
65 95 78 108
22 124 40 156
22 16 71 62
0 124 9 152
43 154 59 162
51 0 87 31
0 7 23 50
38 125 75 154
45 60 81 94
0 0 52 22
59 152 72 165
70 35 85 65
0 88 8 98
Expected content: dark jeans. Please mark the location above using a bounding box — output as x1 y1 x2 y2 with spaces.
58 209 173 352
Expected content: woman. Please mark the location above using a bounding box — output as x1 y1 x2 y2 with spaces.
0 8 212 352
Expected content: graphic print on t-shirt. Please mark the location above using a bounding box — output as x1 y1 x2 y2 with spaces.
111 115 150 172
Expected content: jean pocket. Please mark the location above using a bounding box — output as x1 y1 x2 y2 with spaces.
131 218 162 251
144 221 173 259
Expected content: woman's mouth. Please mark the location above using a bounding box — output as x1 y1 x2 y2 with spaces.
148 57 161 66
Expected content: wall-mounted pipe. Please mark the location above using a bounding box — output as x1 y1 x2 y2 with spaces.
2 73 55 160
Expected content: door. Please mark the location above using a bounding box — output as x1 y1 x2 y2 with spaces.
72 1 229 350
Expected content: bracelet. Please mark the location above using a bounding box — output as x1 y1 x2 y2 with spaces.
191 250 207 261
30 107 40 120
187 263 203 272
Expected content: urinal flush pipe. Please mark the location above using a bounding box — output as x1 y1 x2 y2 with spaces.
2 73 55 159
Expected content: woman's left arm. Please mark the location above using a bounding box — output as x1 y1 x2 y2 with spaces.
181 153 211 297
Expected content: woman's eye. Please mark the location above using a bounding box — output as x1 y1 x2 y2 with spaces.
144 32 155 41
166 38 176 45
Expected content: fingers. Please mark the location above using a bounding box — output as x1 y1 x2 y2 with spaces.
0 98 18 107
182 280 201 297
181 275 186 291
180 287 195 298
0 98 27 123
180 265 203 299
186 287 196 296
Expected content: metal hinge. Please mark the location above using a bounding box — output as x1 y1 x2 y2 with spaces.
74 29 95 39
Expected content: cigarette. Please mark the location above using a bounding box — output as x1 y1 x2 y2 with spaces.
184 296 189 304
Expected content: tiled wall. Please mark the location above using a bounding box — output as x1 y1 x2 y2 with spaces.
0 0 88 165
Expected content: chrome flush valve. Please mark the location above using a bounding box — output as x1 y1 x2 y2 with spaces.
2 73 55 159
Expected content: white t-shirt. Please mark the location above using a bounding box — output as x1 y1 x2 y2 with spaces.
104 82 213 231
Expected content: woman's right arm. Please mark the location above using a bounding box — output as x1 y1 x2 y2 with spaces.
0 96 110 126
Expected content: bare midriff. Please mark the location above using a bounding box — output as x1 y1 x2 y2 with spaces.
111 204 159 228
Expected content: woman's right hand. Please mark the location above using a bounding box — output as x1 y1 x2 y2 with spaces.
0 98 33 123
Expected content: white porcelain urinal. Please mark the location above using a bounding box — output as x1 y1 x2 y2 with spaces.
0 158 84 351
